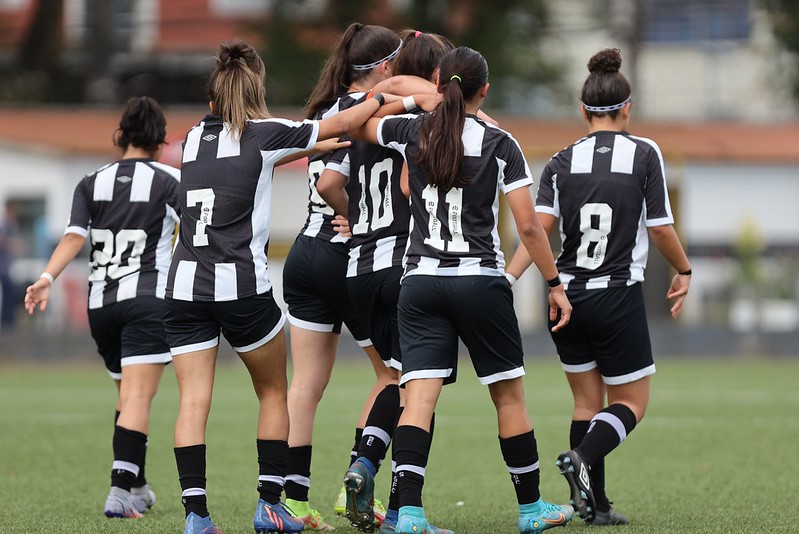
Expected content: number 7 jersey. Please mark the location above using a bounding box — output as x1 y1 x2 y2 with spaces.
535 130 674 290
66 158 180 309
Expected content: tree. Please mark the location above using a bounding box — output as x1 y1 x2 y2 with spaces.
761 0 799 100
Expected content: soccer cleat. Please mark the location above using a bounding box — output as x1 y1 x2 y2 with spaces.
373 498 386 525
334 484 346 516
344 460 376 532
184 512 224 534
131 483 157 513
394 506 453 534
518 501 573 533
285 498 334 531
587 507 629 526
381 514 452 534
104 486 143 518
556 450 596 522
253 499 305 533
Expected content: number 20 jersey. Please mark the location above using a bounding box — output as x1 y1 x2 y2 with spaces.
535 130 674 290
66 158 180 309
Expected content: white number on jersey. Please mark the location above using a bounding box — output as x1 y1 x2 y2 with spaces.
308 160 335 216
576 202 612 270
89 228 148 281
353 157 394 234
421 185 469 253
187 188 215 247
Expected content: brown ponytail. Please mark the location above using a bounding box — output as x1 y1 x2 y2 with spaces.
208 40 269 140
392 30 454 81
581 48 631 120
114 96 166 155
305 23 400 118
417 47 488 191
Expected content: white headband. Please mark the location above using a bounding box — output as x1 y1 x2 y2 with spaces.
583 95 631 112
352 41 403 71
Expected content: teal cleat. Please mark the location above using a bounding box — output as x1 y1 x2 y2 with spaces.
344 460 376 533
184 512 223 534
556 450 596 522
518 501 573 533
253 499 305 533
394 506 453 534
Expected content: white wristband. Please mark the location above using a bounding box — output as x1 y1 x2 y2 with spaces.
402 96 416 112
40 272 55 285
505 272 517 287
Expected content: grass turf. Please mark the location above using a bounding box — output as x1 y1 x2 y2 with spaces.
1 356 797 533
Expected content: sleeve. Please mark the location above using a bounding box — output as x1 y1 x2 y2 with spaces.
65 179 91 237
497 135 534 195
642 140 674 227
376 114 419 158
534 159 559 218
325 149 351 180
253 118 320 164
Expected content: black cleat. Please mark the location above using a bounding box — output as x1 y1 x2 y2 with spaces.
556 450 596 522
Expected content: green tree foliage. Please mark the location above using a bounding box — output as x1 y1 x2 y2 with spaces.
761 0 799 100
256 0 565 111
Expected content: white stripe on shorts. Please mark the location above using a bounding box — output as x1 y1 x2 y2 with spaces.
121 352 172 367
602 364 656 385
478 366 525 385
171 337 219 356
400 368 453 386
286 312 335 333
233 312 286 353
561 360 598 373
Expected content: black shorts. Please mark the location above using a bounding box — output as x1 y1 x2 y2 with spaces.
164 292 285 355
88 296 171 379
398 275 525 386
347 267 403 369
549 284 655 385
283 234 370 343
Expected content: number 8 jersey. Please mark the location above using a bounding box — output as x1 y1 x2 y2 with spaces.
66 158 180 309
535 130 674 290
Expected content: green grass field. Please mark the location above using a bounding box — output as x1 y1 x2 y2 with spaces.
1 356 798 533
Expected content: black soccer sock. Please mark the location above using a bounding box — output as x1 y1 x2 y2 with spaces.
393 425 431 509
499 430 541 505
110 425 147 492
284 445 312 501
358 384 400 469
576 404 637 467
257 439 288 505
175 444 208 518
571 419 609 510
350 428 364 467
133 436 149 488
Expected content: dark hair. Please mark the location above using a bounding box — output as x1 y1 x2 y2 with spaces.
305 23 400 118
208 40 269 140
417 47 488 191
392 30 454 81
581 48 631 120
114 96 166 154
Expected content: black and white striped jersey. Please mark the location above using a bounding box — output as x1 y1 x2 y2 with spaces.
66 158 180 310
377 113 533 278
300 92 366 243
166 114 318 302
535 130 674 290
325 136 409 277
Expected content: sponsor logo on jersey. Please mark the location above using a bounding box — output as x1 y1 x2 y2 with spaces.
116 175 132 183
596 146 611 154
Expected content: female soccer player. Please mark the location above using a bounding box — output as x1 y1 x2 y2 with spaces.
24 96 179 519
349 46 575 534
163 40 389 534
506 48 691 525
317 29 453 534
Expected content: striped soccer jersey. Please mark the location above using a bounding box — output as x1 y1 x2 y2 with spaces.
325 134 409 277
535 130 674 290
166 114 318 302
300 92 366 243
66 158 180 309
377 113 533 278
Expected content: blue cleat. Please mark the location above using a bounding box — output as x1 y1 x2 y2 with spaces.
556 450 596 522
518 501 573 533
253 499 305 533
394 506 453 534
184 512 223 534
344 459 376 532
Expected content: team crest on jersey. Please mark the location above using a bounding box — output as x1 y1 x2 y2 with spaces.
596 146 611 154
116 175 132 183
202 134 217 142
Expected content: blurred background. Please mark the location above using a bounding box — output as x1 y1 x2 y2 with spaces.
0 0 797 361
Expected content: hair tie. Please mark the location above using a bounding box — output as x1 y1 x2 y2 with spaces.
450 75 462 83
415 30 422 38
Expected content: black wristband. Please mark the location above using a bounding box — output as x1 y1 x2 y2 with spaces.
547 275 562 288
679 269 692 276
372 93 385 106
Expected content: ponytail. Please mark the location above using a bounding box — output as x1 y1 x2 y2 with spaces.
114 96 166 155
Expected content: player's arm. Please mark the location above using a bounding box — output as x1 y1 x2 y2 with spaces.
317 168 349 217
371 75 435 96
648 224 691 319
24 232 85 314
276 138 352 166
504 212 555 282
